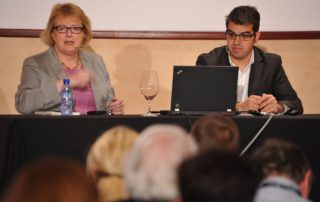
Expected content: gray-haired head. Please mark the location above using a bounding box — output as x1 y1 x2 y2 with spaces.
123 124 197 200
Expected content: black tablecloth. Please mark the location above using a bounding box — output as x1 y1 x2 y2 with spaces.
0 114 319 201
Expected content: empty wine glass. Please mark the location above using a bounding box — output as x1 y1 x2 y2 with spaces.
140 71 159 116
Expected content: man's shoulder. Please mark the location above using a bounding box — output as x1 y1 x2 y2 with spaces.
207 45 226 55
196 46 227 65
254 46 281 62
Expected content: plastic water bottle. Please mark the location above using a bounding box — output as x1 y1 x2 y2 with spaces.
60 78 73 116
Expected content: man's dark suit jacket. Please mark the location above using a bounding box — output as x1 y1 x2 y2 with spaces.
196 45 303 115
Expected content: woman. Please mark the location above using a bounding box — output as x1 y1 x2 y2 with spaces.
86 125 138 202
15 3 124 115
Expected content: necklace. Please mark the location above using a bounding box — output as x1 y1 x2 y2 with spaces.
60 53 81 70
61 58 80 70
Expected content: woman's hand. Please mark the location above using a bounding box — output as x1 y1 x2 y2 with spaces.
69 69 93 88
107 97 125 115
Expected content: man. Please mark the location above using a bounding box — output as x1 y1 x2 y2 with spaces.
196 6 303 115
178 150 258 202
251 139 312 202
123 124 197 202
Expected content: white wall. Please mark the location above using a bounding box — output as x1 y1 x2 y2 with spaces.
1 0 320 31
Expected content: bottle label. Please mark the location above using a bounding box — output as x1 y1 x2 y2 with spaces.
61 83 73 116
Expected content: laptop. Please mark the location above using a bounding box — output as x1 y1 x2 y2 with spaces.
170 66 238 115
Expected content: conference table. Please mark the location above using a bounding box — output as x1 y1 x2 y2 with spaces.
0 114 319 201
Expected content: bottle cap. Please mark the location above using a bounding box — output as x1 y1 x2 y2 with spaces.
63 78 70 85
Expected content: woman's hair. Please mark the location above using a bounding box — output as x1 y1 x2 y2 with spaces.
86 125 138 202
41 3 92 47
3 157 98 202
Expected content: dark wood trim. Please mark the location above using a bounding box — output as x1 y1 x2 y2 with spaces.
261 31 320 40
92 30 226 39
1 29 320 39
0 29 42 38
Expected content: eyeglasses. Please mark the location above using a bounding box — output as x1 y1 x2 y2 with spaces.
226 30 255 41
54 25 84 34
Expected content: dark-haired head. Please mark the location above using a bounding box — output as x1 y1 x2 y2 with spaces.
178 150 258 202
251 138 310 184
226 6 260 33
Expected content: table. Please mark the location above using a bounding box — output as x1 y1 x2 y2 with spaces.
0 114 319 201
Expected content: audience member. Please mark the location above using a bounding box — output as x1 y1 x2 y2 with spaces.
3 157 98 202
178 150 258 202
15 3 124 115
251 139 312 202
87 125 138 202
123 124 197 202
196 5 303 114
191 114 240 152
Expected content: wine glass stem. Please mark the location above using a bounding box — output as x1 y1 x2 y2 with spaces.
147 99 152 114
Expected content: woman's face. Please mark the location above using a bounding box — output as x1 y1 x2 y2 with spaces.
51 15 85 56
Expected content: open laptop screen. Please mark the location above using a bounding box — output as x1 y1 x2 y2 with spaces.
170 66 238 115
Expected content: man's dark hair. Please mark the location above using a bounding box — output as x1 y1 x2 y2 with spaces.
251 138 310 184
178 150 258 202
226 5 260 33
191 114 239 152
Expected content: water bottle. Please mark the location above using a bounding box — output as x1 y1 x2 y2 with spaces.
60 78 73 116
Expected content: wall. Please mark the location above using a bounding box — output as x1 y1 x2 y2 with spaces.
1 0 320 31
0 37 319 114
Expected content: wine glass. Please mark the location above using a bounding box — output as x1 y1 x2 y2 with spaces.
140 71 159 116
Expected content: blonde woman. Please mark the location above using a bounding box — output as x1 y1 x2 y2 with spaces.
15 3 124 115
86 125 138 202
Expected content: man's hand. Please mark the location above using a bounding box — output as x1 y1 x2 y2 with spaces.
260 94 284 113
236 93 284 114
236 95 263 112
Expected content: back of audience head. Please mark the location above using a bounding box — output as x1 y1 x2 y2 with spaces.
251 138 312 198
191 114 240 152
178 150 258 202
4 157 98 202
124 124 197 201
86 125 138 202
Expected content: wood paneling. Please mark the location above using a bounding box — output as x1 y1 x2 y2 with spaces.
1 29 320 39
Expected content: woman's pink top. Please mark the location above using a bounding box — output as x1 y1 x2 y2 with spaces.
64 66 97 114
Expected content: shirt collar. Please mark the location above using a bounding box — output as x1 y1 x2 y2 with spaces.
227 47 255 72
260 176 302 197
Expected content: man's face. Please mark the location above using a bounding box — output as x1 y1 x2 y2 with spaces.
226 21 260 61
